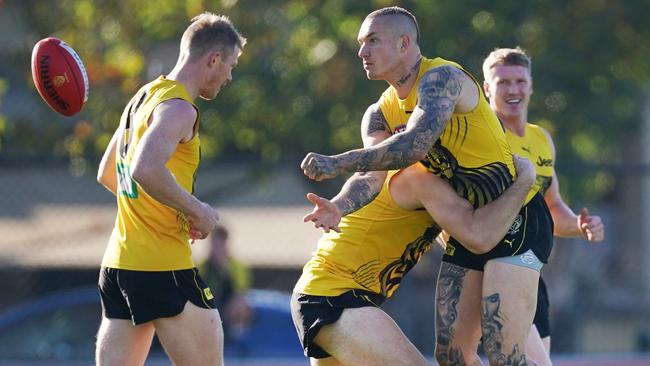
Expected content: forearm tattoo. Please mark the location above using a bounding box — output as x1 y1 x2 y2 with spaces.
334 173 382 216
341 66 463 173
435 264 469 365
481 293 528 365
330 105 388 215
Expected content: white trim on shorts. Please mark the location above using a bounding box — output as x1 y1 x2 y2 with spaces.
489 249 543 272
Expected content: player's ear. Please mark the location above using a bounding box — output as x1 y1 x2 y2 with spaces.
483 80 491 98
400 35 409 50
206 51 220 67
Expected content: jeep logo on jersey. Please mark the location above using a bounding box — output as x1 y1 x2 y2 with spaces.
537 156 553 167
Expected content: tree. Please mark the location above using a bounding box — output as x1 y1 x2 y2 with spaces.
2 0 649 201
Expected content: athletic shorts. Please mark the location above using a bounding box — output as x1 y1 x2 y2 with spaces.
533 276 551 338
290 290 385 359
98 267 217 325
442 192 554 271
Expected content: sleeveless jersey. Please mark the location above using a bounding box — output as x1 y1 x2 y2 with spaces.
102 76 200 271
378 57 538 207
506 123 554 196
294 171 440 299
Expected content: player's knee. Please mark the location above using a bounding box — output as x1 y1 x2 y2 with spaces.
435 343 480 366
95 342 124 366
484 345 528 365
434 344 460 366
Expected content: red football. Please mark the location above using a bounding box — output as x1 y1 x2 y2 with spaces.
31 37 89 116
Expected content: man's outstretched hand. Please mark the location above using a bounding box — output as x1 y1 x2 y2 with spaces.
303 193 342 233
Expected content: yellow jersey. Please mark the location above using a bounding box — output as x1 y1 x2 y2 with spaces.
506 123 554 195
102 76 200 271
294 171 440 299
378 57 538 207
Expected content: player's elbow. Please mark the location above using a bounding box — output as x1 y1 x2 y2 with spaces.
130 161 154 188
410 146 429 162
459 230 495 255
96 170 105 186
96 165 112 187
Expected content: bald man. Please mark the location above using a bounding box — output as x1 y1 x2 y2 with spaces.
301 6 553 366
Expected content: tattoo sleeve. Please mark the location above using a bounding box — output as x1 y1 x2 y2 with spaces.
362 103 389 138
331 104 390 215
481 293 528 365
335 65 465 173
435 263 469 364
332 171 385 216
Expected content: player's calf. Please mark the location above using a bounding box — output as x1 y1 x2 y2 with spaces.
434 262 484 366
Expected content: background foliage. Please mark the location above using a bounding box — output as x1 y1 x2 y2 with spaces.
1 0 649 201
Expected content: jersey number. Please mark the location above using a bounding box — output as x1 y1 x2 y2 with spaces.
116 90 148 199
117 161 138 198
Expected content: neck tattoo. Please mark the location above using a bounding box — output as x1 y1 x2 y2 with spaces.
396 58 422 87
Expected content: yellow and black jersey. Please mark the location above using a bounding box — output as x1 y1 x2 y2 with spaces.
294 171 440 299
378 57 538 207
506 123 554 195
102 76 200 271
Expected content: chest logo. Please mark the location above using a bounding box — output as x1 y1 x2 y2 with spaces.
536 156 553 167
393 124 407 133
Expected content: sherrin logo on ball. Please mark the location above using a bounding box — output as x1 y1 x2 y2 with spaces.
53 74 68 88
31 37 89 116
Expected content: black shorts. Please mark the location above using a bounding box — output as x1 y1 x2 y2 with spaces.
290 290 385 359
533 276 551 338
98 267 217 325
442 193 554 271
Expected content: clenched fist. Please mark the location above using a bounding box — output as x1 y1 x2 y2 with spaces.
301 152 341 181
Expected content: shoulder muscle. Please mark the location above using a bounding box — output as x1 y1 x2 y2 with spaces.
150 99 198 143
418 65 478 113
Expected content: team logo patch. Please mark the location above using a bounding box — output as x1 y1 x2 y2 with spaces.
508 215 523 235
520 251 536 265
445 243 456 256
203 287 214 300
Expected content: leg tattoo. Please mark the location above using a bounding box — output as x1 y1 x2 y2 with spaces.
481 293 528 366
435 265 468 365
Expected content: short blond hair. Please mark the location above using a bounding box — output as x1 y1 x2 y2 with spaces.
180 12 246 61
482 47 531 81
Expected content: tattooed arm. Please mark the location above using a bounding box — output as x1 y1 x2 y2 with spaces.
302 65 479 181
303 104 391 232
